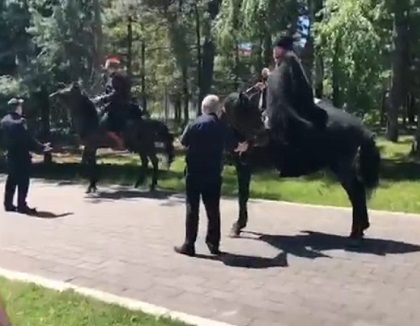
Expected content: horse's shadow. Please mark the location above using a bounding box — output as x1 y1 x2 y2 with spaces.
204 230 420 269
241 230 420 263
91 188 176 201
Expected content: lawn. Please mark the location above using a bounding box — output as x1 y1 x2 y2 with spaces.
9 135 420 214
0 277 188 326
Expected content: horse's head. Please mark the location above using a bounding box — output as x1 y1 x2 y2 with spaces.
222 91 268 146
49 82 83 107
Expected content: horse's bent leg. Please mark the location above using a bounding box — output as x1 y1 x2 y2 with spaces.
230 157 252 237
134 152 148 188
332 163 369 240
149 153 159 191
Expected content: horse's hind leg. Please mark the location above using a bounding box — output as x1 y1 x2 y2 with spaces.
149 152 159 191
230 157 252 237
331 162 369 241
134 152 148 188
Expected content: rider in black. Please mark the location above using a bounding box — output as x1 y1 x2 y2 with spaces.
95 56 131 150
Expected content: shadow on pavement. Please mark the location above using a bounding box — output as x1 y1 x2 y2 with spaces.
34 211 74 219
87 188 178 201
192 230 420 270
248 230 420 257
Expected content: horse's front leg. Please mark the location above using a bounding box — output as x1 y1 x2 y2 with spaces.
134 152 148 188
230 155 252 237
149 152 159 191
331 163 368 244
83 147 98 194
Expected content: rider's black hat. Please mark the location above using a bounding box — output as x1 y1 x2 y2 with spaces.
274 35 295 51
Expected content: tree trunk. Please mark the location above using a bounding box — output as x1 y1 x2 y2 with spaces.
92 0 103 94
386 0 410 142
263 32 272 67
197 0 221 116
332 39 341 107
39 85 52 164
194 4 202 115
182 65 189 123
311 0 324 98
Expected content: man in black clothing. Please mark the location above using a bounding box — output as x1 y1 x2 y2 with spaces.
1 98 52 214
174 94 248 257
266 35 327 143
94 56 131 150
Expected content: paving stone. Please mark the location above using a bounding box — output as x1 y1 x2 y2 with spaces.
1 180 420 325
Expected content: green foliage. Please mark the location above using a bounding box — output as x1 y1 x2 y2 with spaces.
0 0 417 126
314 0 388 111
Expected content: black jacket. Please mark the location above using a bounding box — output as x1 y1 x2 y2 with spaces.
266 53 327 142
96 72 131 106
0 112 44 163
181 113 238 180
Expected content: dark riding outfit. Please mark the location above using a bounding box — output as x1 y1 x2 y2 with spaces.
265 36 327 175
95 57 131 149
1 98 49 214
266 36 327 140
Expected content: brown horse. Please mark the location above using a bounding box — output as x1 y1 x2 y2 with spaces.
49 82 174 193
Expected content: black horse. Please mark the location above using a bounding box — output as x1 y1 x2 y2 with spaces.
49 82 175 193
222 92 381 241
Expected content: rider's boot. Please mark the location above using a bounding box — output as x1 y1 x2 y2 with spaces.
107 131 125 150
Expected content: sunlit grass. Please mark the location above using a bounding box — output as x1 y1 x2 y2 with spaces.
0 277 189 326
25 136 420 214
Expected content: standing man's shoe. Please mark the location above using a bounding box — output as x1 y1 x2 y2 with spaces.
4 205 16 212
17 206 38 215
174 244 196 257
206 242 222 256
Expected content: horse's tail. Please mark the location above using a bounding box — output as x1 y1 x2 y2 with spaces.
358 134 381 195
156 122 175 168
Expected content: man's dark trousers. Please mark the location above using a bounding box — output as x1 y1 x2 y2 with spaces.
4 159 31 210
184 175 222 249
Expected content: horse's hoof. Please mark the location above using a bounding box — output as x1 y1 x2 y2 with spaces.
228 224 242 238
362 221 370 231
134 178 145 188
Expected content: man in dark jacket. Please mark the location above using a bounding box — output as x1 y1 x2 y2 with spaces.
1 98 52 214
265 36 327 144
174 94 248 257
94 56 131 150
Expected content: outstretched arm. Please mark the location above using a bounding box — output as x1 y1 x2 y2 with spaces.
180 123 193 147
18 121 46 153
93 91 114 106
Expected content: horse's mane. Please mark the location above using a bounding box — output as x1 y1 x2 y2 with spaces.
76 91 100 121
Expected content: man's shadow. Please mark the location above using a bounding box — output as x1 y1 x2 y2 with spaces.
195 251 288 269
18 210 73 219
194 230 420 269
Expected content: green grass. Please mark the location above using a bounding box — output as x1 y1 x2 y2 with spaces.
0 277 189 326
10 135 420 214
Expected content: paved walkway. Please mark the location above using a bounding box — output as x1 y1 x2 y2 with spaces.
1 179 420 326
